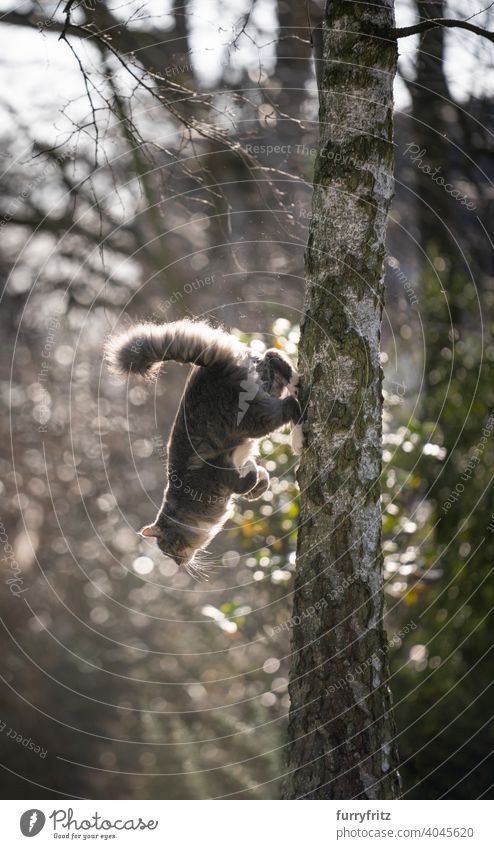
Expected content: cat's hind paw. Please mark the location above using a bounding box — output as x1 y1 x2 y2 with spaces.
244 466 269 500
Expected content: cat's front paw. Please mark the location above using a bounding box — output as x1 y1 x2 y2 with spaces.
287 370 300 397
291 423 304 455
283 395 302 426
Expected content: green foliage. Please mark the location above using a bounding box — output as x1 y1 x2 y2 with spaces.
385 256 494 798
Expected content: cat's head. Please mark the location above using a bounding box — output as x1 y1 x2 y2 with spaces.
139 520 196 567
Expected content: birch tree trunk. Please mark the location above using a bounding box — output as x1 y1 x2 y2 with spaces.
283 0 400 799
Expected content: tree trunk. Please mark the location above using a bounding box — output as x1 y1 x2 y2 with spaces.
409 0 453 253
283 0 400 799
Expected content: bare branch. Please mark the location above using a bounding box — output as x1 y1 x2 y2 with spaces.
60 0 77 40
393 18 494 44
0 9 88 38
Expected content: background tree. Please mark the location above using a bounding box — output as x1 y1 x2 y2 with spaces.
389 0 494 797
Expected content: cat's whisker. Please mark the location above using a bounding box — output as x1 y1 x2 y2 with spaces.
195 562 211 581
194 551 219 577
184 556 211 582
185 561 200 581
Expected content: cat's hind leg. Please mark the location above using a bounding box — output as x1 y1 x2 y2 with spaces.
257 349 295 397
231 464 258 495
256 351 303 452
231 460 270 500
239 394 302 439
243 465 269 500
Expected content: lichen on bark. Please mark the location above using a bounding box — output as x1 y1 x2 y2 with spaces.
283 0 401 799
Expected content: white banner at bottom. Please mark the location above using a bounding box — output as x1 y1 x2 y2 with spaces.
2 799 492 849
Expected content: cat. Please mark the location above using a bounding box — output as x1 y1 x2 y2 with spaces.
105 319 303 577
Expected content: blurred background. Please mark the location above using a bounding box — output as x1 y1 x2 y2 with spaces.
0 0 493 799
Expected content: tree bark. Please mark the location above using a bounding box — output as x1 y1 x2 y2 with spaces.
283 0 400 799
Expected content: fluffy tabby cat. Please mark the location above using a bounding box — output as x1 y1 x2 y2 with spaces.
105 320 303 577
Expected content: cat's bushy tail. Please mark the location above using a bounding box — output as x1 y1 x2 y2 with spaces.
105 320 244 377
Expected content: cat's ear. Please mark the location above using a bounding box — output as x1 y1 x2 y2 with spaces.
139 524 161 538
